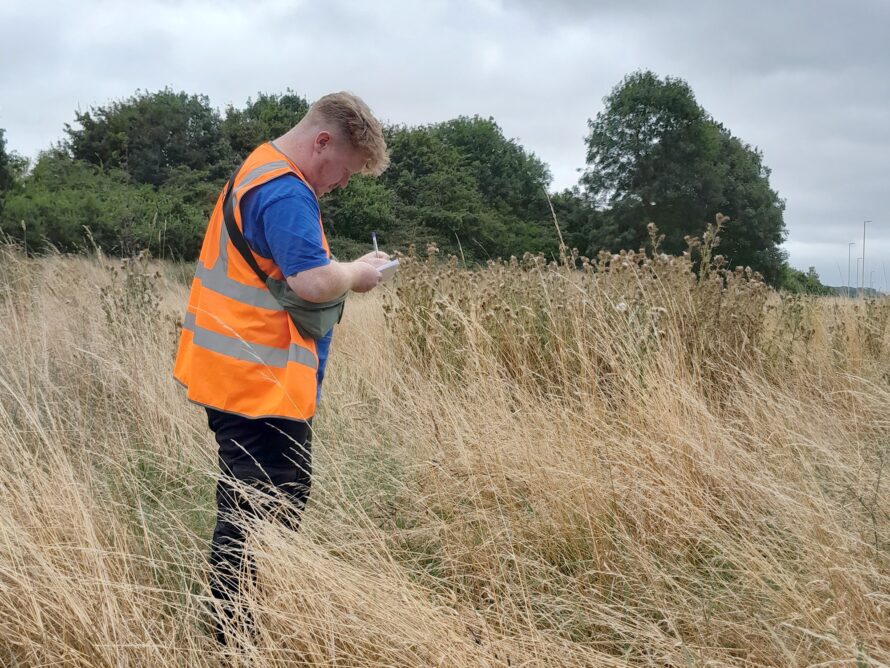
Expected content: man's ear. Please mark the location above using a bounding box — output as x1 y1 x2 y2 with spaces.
315 131 331 152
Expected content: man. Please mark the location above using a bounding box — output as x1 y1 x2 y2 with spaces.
173 92 390 644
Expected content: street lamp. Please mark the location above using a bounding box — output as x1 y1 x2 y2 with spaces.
848 242 856 297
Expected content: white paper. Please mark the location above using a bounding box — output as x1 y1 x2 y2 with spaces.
378 258 400 282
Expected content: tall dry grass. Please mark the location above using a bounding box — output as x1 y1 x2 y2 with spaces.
0 235 888 666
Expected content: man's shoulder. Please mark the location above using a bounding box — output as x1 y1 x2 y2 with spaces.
240 172 320 259
247 174 316 211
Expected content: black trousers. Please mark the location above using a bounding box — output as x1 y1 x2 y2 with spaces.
205 407 312 645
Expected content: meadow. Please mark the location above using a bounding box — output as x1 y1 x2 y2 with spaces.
0 232 888 666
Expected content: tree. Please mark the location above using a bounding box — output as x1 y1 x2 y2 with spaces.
0 149 206 258
712 130 787 283
433 116 552 224
548 188 602 256
65 89 231 187
0 129 27 197
434 117 557 258
222 91 310 159
582 71 787 283
12 89 567 264
0 129 15 195
378 124 489 256
320 174 395 258
779 266 834 295
0 129 29 223
368 118 558 261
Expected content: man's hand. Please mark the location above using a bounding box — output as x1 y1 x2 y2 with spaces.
356 250 390 265
350 262 382 293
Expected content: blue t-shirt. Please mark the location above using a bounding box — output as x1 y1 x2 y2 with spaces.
239 174 333 400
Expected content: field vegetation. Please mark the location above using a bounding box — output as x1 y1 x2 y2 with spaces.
0 226 888 666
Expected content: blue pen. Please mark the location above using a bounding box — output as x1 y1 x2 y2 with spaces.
372 231 379 258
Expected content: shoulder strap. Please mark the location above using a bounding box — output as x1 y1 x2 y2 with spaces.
222 161 270 284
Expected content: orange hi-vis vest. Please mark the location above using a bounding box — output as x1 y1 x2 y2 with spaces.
174 143 330 421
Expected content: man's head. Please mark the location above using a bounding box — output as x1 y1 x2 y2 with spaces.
279 92 389 196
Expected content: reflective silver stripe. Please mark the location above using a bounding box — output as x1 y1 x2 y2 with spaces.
233 161 290 197
183 312 317 370
287 343 318 369
216 211 231 267
195 261 283 311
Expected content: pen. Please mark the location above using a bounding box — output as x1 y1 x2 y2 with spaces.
372 231 379 258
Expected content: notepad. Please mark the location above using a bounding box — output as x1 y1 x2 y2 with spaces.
378 258 400 282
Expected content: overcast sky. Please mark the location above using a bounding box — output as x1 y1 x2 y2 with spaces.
1 0 887 288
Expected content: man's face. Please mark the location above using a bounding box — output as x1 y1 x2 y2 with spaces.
311 131 366 197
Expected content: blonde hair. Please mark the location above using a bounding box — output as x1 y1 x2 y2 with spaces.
305 92 389 176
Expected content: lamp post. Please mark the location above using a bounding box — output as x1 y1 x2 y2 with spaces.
848 242 856 297
861 220 871 298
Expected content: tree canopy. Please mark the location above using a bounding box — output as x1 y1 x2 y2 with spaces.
307 116 558 261
0 80 815 289
65 89 231 187
222 91 310 158
0 129 27 198
0 129 16 196
581 71 787 283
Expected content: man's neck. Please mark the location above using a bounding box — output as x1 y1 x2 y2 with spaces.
273 130 315 188
271 132 301 165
